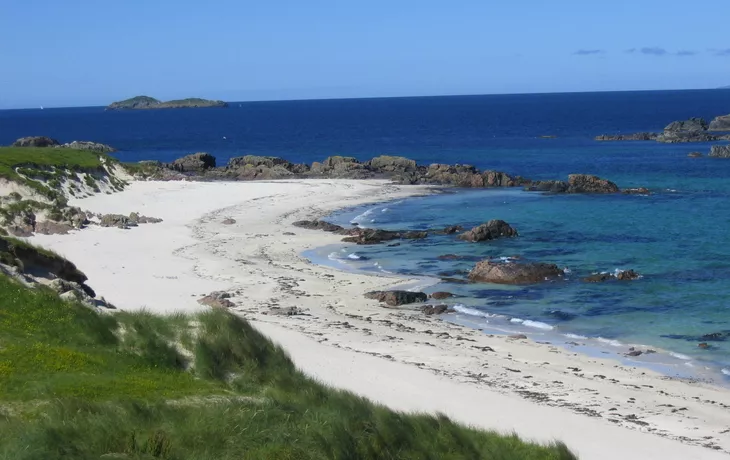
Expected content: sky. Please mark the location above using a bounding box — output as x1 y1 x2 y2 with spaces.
1 0 729 109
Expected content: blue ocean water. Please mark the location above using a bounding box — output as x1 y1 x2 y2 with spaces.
3 90 730 377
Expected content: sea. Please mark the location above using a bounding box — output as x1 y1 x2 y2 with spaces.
3 89 730 381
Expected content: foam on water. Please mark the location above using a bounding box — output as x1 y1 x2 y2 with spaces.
511 318 554 330
670 352 692 361
565 333 588 340
722 369 730 376
347 253 363 260
597 337 623 347
453 304 493 319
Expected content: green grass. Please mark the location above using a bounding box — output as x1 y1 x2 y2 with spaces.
0 147 109 203
0 274 577 459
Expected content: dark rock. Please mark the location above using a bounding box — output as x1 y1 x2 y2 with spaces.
709 145 730 158
626 350 643 357
687 152 703 158
699 332 729 341
421 304 449 315
664 117 708 132
657 131 723 143
128 212 162 224
442 225 463 234
223 155 309 180
6 210 36 237
616 269 641 281
459 220 518 242
583 273 613 283
622 187 650 195
698 342 710 349
198 291 234 309
169 153 216 172
567 174 620 194
99 214 136 229
292 220 344 233
468 260 563 284
222 218 236 225
310 156 371 179
364 290 428 306
11 136 60 147
269 306 303 316
437 254 462 260
342 228 427 245
526 180 570 193
709 114 730 131
430 291 454 300
283 232 296 236
508 334 528 340
595 133 659 141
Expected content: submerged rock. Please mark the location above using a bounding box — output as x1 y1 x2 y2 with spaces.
622 187 651 195
341 228 427 245
364 290 428 306
688 152 703 158
429 291 455 300
615 269 641 281
582 269 641 283
459 220 518 242
595 132 659 142
468 260 563 285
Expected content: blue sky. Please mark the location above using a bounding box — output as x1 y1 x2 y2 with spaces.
2 0 729 108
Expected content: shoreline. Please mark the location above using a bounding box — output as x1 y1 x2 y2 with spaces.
29 179 730 459
315 197 730 386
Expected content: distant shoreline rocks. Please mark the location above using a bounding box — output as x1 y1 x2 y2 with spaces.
106 95 228 110
11 136 116 153
596 115 730 144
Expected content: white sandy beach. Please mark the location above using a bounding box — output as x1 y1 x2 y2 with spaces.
31 179 730 460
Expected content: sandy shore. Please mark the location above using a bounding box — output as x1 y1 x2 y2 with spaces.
32 179 730 460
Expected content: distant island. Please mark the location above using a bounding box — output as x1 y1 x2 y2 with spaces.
106 95 228 110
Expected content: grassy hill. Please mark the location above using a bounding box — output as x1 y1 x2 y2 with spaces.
0 265 576 459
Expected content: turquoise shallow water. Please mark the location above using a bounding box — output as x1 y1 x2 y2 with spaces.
308 184 730 381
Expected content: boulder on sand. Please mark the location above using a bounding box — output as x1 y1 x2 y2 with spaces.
468 260 563 284
364 290 428 306
169 152 216 172
459 220 518 242
292 220 345 233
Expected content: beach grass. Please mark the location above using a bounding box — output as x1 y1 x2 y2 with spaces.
0 273 577 459
0 147 108 202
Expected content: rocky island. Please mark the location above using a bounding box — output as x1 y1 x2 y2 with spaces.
106 95 228 110
596 114 730 143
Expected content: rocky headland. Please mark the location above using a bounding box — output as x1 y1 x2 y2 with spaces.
106 96 228 110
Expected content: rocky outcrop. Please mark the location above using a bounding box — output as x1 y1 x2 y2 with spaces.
364 290 428 306
310 156 372 179
341 228 428 245
11 136 60 147
583 269 641 282
709 114 730 131
292 220 345 233
622 187 651 195
597 116 730 143
198 291 235 308
168 153 216 173
58 141 116 153
664 117 708 132
468 260 564 284
595 133 658 141
219 155 309 180
566 174 620 193
709 145 730 158
35 221 74 235
459 220 518 242
128 212 162 224
107 96 228 110
99 214 136 229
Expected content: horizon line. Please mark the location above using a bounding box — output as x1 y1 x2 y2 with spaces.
1 86 727 111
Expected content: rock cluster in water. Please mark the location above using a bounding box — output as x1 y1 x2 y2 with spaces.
106 96 228 110
596 115 730 144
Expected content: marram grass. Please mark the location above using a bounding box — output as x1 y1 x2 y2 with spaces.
0 273 577 459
